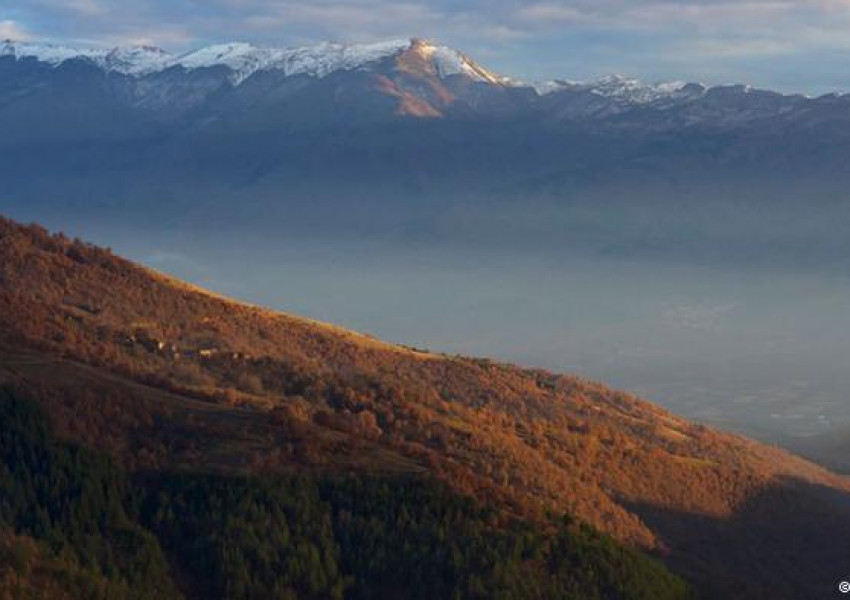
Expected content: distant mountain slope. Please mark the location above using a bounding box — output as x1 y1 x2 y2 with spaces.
2 36 843 127
1 215 849 598
0 37 518 120
0 37 816 116
4 37 850 270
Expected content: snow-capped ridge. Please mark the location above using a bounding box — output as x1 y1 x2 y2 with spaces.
531 73 811 106
0 38 423 84
4 38 797 102
532 74 704 103
172 39 411 84
2 40 109 67
1 38 517 86
1 40 172 75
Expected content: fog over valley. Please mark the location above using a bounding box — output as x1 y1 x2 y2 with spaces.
18 211 850 467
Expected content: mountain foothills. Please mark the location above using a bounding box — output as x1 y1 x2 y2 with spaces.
2 217 850 598
4 38 850 266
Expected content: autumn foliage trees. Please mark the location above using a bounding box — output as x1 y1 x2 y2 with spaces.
2 215 849 597
1 388 691 599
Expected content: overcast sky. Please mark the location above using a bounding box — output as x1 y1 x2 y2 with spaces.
3 0 850 94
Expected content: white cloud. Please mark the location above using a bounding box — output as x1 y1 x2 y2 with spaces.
0 20 31 41
511 0 850 31
515 4 587 23
63 0 107 17
97 26 196 47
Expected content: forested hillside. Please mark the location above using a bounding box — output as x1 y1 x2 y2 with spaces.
1 215 849 597
0 387 690 599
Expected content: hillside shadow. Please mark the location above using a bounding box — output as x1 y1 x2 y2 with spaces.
622 477 850 599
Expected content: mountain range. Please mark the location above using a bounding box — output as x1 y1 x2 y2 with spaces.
0 37 832 118
4 37 850 268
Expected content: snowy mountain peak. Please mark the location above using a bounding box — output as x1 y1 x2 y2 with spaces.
405 38 506 84
102 45 171 76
